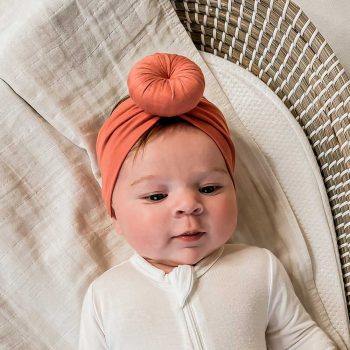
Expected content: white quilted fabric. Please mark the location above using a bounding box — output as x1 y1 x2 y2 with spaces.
200 51 350 348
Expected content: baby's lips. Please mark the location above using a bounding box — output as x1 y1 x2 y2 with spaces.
173 230 206 237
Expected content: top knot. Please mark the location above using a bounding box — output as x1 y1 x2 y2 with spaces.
127 53 205 116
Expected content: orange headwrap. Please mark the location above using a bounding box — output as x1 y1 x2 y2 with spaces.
96 53 235 217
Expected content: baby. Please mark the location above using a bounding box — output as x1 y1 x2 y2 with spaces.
79 53 336 349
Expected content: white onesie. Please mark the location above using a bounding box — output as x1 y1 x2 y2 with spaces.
79 244 335 349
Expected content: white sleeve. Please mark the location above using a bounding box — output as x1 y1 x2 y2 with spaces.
265 249 336 350
79 283 107 350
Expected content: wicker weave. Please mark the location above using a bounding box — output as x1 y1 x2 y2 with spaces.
172 0 350 319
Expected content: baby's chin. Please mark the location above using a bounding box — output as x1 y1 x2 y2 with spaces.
177 254 208 266
180 245 223 263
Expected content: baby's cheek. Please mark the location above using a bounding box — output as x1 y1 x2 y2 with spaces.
127 223 162 248
220 196 237 226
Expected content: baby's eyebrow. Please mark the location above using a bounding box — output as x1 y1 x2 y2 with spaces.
130 168 228 187
130 175 158 187
196 168 229 177
209 168 229 175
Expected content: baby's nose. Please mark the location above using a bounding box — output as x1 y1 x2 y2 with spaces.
173 191 204 217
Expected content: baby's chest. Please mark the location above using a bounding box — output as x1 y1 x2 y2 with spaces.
188 277 268 349
103 274 269 349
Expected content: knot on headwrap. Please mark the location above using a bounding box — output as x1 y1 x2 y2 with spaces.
128 53 205 116
96 52 235 217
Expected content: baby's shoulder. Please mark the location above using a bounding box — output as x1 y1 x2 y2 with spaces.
223 243 271 260
206 244 275 299
88 258 136 295
219 243 273 272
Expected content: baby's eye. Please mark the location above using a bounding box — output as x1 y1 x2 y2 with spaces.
199 185 221 194
144 193 168 201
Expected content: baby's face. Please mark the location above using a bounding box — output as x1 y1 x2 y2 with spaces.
111 125 237 272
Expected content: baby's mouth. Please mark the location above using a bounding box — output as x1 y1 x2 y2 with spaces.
173 231 206 241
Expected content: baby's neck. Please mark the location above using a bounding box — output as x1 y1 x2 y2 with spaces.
144 259 179 274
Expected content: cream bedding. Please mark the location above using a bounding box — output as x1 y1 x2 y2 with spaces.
0 0 348 349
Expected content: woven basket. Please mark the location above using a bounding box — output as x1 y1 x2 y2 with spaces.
172 0 350 319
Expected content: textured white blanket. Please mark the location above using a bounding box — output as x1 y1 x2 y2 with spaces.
0 0 348 349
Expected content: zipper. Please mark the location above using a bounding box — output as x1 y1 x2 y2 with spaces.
183 301 205 350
